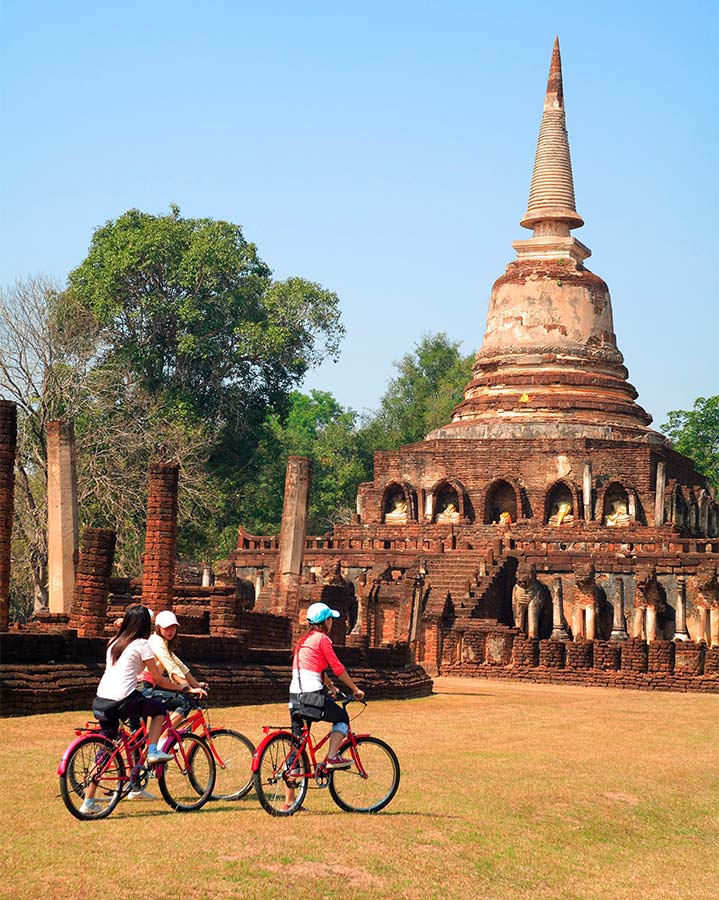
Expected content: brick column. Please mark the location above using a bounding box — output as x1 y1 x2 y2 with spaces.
142 463 179 612
0 401 17 632
272 456 312 629
47 420 79 615
69 528 116 637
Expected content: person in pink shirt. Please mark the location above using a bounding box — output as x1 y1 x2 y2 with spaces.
289 602 365 770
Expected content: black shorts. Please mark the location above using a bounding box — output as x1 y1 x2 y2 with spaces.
92 690 166 740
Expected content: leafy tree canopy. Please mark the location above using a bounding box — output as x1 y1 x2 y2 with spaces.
230 389 372 540
663 396 719 489
66 206 344 427
365 332 474 448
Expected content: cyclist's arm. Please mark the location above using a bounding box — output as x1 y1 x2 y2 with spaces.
335 669 364 701
144 658 183 693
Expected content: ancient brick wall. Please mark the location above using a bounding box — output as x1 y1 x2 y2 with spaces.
0 400 17 633
69 528 116 637
142 463 179 612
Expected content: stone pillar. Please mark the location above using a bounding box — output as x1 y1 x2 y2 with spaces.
69 528 116 637
582 463 593 522
0 401 17 632
47 420 79 615
201 563 212 587
142 463 179 612
673 576 690 641
550 577 570 640
654 461 666 527
272 456 312 627
610 577 629 641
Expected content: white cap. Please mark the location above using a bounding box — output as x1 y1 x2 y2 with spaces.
155 610 179 629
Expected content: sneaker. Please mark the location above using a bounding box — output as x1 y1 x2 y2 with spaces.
324 755 352 770
127 788 156 800
79 798 101 815
146 749 173 765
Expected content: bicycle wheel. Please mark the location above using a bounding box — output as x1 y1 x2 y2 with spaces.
60 735 125 821
206 728 255 800
329 737 400 813
253 734 309 817
157 733 216 811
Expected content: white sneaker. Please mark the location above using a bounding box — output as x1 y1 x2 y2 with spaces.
146 749 173 764
79 798 101 815
127 788 156 800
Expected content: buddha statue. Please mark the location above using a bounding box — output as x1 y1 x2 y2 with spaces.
497 511 513 526
384 496 408 523
549 500 574 526
605 497 631 527
436 499 460 523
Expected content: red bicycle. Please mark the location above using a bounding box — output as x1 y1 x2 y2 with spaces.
252 693 400 816
58 714 215 820
179 698 255 800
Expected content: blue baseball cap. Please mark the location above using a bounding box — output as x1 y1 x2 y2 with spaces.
306 602 341 624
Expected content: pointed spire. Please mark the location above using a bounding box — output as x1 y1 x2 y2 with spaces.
520 37 583 233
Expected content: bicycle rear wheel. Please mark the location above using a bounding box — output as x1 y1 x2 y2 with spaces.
60 735 125 821
329 737 400 813
157 733 216 811
253 734 309 817
206 728 255 800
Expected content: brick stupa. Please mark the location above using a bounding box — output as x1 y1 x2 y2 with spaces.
229 38 719 690
434 37 653 441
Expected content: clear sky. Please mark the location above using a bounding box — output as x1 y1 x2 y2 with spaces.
2 1 717 430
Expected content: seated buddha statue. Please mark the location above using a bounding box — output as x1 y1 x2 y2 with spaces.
549 500 574 526
436 500 460 523
384 497 408 523
605 498 631 527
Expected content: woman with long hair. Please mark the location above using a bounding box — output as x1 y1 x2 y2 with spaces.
81 604 201 815
139 609 208 726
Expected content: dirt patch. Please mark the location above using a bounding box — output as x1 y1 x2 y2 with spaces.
263 861 386 889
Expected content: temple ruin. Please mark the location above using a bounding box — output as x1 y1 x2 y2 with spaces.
0 38 717 715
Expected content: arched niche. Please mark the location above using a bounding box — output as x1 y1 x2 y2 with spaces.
485 478 519 525
599 480 638 527
545 480 580 526
430 477 469 524
382 482 415 524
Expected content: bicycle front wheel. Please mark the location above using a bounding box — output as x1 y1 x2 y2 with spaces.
253 734 309 817
206 728 255 800
329 737 400 813
59 735 125 821
157 733 216 811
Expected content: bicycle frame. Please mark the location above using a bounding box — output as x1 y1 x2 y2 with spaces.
58 714 187 784
251 720 373 781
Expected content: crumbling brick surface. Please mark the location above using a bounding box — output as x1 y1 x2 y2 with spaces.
593 640 621 671
141 463 179 612
69 528 116 637
0 400 17 633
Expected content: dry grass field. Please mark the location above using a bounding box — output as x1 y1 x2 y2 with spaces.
2 677 717 900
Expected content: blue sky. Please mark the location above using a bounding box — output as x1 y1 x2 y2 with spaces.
2 1 717 429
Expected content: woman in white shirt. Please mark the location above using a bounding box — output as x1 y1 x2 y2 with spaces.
81 604 202 815
139 610 208 725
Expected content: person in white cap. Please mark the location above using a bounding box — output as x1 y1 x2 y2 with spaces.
138 609 208 728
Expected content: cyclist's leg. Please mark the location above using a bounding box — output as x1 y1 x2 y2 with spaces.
140 684 191 727
284 700 305 809
87 697 122 801
320 697 350 763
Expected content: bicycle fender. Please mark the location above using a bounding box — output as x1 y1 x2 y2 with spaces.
250 729 295 772
57 734 95 775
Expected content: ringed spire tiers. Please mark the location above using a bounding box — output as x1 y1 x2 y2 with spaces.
428 37 658 443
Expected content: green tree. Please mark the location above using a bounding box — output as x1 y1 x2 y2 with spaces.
229 390 371 541
66 206 343 430
364 333 474 449
663 396 719 488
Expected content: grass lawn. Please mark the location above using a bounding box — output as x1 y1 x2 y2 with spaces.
2 677 717 900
